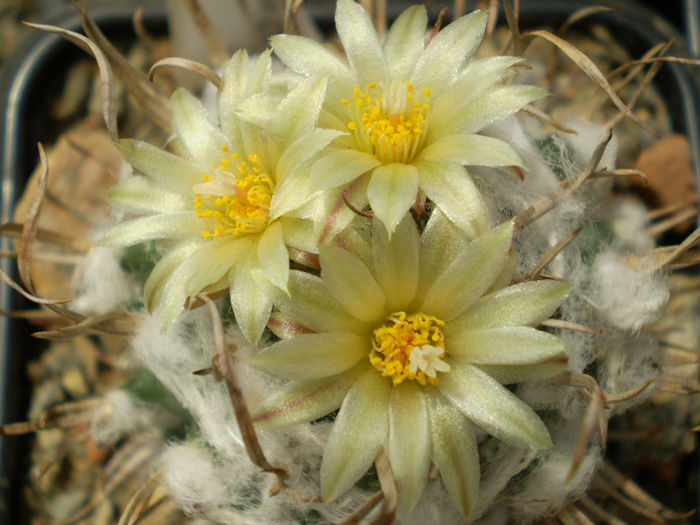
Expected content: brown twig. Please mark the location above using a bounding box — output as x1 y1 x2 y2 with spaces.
200 295 288 481
183 0 231 66
527 226 582 280
149 57 223 89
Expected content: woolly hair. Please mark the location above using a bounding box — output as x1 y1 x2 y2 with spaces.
608 197 655 253
587 250 669 331
132 307 375 524
70 245 141 315
90 389 178 447
85 112 673 523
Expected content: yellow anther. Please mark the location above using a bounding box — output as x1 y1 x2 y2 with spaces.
231 153 239 159
194 147 273 239
341 99 350 105
221 145 229 151
423 88 431 97
343 80 431 164
369 312 447 386
221 158 230 166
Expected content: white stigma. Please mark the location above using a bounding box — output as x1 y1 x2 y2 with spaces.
408 345 451 378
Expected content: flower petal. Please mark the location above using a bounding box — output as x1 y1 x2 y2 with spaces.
415 208 471 306
416 161 489 239
367 163 419 237
419 220 514 320
429 56 525 126
257 222 290 292
487 251 517 293
450 280 572 332
184 237 251 300
310 149 381 193
251 365 365 429
372 215 419 312
116 139 203 194
477 361 568 385
270 33 352 82
277 270 371 334
268 76 328 154
106 176 191 214
219 49 249 141
438 360 553 450
426 391 479 518
144 237 204 312
170 87 229 164
388 382 431 514
154 241 232 329
315 179 370 245
245 48 272 96
270 170 316 221
319 245 386 323
248 332 367 380
277 128 346 182
383 5 427 80
431 85 547 140
321 369 390 502
335 0 388 87
99 212 202 247
419 134 523 168
410 10 487 95
447 326 567 365
229 254 273 345
279 216 317 253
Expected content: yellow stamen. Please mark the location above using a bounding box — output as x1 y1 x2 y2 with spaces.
344 81 431 164
369 312 448 386
194 148 273 238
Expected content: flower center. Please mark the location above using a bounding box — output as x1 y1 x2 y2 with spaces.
343 81 430 164
193 146 273 238
369 312 450 386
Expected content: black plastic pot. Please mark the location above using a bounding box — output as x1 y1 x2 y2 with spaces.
0 4 167 522
0 1 698 523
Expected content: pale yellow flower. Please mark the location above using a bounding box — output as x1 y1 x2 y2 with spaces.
249 212 570 516
100 50 339 343
272 0 546 236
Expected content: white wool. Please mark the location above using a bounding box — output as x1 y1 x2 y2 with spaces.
471 440 537 522
401 478 468 525
512 420 602 522
599 335 660 415
70 245 140 315
561 120 619 177
160 434 373 524
608 197 654 252
90 389 177 447
130 309 244 456
587 251 669 331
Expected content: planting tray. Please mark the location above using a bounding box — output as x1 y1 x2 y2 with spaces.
0 1 698 523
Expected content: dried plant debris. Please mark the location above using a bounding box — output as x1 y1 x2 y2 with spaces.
1 1 699 524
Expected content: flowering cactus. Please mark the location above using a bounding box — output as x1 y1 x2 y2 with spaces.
249 215 570 516
14 1 693 524
272 0 544 236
